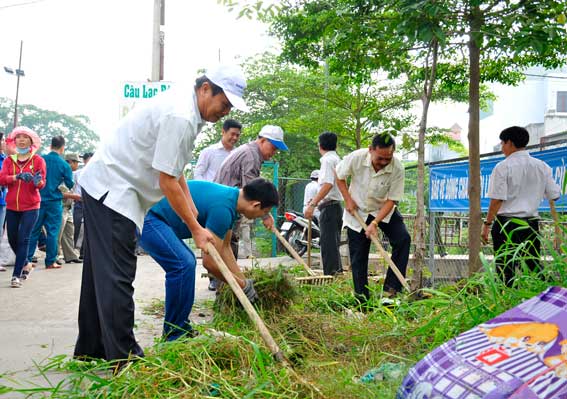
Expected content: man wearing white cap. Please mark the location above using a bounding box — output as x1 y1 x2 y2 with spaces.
74 64 248 364
214 125 288 259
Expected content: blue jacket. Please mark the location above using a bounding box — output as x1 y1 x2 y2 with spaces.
0 153 6 206
40 151 74 202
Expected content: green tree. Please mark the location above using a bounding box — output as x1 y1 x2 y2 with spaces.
0 97 99 154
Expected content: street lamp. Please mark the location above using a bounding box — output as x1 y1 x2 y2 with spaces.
4 40 25 129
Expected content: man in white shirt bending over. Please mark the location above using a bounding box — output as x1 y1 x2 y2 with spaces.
74 64 249 365
482 126 561 287
194 119 241 181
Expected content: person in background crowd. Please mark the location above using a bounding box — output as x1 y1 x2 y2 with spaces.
73 152 92 259
304 132 343 276
0 133 7 272
194 118 242 290
336 133 411 303
303 170 320 221
27 136 74 270
74 64 248 364
0 127 45 287
139 178 276 340
56 153 82 264
194 119 241 181
482 126 561 286
214 125 288 261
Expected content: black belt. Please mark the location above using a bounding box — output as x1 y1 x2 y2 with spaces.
318 200 340 211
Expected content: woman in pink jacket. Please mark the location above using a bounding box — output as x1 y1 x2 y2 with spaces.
0 127 45 288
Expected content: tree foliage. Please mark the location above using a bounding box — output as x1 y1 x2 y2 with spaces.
0 97 99 154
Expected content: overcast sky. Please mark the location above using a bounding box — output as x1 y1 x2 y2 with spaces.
0 0 275 138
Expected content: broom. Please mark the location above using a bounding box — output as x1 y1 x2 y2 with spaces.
205 243 325 397
271 226 334 285
352 212 411 292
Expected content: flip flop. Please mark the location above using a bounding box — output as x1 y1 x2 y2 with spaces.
46 264 62 269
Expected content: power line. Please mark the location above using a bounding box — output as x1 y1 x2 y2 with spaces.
0 0 48 10
524 73 567 80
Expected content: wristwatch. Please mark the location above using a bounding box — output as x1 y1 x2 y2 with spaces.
483 220 492 226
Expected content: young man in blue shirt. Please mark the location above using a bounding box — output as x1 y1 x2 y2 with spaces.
139 177 278 340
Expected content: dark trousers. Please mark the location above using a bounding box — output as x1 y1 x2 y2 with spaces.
27 200 63 266
347 210 411 301
491 216 540 287
6 209 39 278
319 201 343 275
74 190 143 362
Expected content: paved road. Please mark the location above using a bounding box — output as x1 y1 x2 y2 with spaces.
0 250 297 396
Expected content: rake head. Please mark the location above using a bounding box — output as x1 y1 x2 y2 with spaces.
295 275 334 286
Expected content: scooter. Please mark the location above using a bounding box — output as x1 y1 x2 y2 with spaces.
279 211 320 256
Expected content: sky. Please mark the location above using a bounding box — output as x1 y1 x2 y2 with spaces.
0 0 275 138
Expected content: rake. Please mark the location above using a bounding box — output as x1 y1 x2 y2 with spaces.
205 243 325 397
353 212 411 292
271 226 334 285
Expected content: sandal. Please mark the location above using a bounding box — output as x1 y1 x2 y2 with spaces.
46 264 62 269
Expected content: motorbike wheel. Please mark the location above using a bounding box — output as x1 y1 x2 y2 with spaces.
283 225 307 257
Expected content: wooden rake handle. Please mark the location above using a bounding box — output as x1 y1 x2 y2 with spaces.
352 212 411 292
550 199 562 252
205 243 286 362
271 227 316 276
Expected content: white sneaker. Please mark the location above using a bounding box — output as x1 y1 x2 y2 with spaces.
21 265 33 280
10 277 22 288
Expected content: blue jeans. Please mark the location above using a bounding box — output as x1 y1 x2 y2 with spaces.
139 211 196 341
27 200 63 266
6 209 39 278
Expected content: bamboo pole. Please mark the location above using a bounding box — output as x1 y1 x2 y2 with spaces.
271 227 316 276
307 219 312 269
352 212 411 292
550 199 562 252
205 243 325 397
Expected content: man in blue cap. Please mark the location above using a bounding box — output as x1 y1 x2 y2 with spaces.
214 125 288 263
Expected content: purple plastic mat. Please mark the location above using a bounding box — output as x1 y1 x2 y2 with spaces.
397 286 567 399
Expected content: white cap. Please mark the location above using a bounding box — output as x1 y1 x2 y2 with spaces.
205 64 249 112
310 170 319 179
259 125 289 151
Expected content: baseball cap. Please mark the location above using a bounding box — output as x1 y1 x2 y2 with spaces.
310 170 320 179
258 125 289 151
65 153 80 162
205 64 249 112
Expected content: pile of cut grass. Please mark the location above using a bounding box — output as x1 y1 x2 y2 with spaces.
2 247 567 398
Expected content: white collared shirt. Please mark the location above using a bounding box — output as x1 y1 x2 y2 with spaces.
488 150 561 218
318 151 343 203
303 180 321 218
194 141 232 181
79 85 205 231
336 148 405 232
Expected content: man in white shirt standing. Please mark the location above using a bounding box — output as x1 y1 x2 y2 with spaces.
482 126 561 287
74 64 248 364
305 132 343 275
194 119 242 181
336 133 410 303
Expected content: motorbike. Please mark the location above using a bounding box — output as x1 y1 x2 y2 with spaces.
279 211 320 256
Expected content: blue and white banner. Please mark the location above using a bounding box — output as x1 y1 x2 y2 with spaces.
429 147 567 212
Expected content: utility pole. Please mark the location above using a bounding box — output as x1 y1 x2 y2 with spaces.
151 0 165 81
11 41 25 129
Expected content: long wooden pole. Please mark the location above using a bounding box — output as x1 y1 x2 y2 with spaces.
550 199 561 252
307 219 312 269
352 213 411 292
206 243 285 361
205 243 325 397
271 227 316 276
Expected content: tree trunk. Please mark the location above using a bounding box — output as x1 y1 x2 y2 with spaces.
412 40 439 291
467 6 482 275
